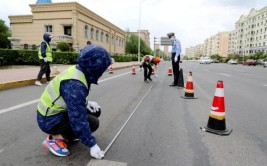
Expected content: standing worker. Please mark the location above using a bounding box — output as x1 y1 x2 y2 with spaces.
141 55 160 82
35 33 53 86
36 45 111 159
167 32 182 87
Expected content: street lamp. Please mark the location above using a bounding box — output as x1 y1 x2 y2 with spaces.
138 0 148 62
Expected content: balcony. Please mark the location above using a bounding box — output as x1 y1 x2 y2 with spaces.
52 35 73 44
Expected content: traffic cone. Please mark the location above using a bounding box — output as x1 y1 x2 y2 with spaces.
152 68 155 75
181 71 198 99
177 68 184 89
132 65 136 75
168 67 172 76
109 65 113 74
200 80 232 135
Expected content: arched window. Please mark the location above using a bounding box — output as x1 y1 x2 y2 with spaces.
91 28 94 39
84 25 89 38
101 32 104 42
96 30 99 41
116 37 119 46
106 34 109 43
112 36 114 45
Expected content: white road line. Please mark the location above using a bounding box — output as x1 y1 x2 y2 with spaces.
0 99 39 115
0 149 4 154
219 73 231 77
0 70 134 115
203 69 208 71
103 84 153 155
264 85 267 87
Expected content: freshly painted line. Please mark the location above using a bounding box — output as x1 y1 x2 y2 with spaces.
219 73 231 77
0 149 4 154
0 70 136 115
103 84 153 155
0 99 39 115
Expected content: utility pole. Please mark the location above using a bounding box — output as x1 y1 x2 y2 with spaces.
154 36 156 57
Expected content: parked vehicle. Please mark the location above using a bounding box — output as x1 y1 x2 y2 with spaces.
200 57 212 64
263 61 267 68
228 59 237 65
213 59 219 63
256 59 264 65
243 59 257 66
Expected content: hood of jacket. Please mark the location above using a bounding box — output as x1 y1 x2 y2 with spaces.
43 33 52 43
77 45 112 85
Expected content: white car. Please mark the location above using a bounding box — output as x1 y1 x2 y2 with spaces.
200 57 212 64
228 59 237 65
263 61 267 68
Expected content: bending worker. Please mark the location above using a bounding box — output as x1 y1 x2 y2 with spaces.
36 45 111 159
141 55 160 82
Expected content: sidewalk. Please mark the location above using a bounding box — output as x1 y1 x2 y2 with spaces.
0 62 140 90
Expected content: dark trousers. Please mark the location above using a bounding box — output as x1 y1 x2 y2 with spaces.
46 111 99 142
37 60 51 81
171 53 180 85
143 63 152 81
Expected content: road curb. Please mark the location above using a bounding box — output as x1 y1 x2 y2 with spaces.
0 64 139 91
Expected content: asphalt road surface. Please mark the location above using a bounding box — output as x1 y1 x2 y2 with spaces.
0 61 267 166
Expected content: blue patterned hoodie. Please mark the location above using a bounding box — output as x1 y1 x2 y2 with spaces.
37 45 111 148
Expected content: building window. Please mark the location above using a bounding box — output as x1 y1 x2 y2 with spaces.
106 34 109 43
101 32 104 42
24 44 28 50
91 28 94 39
96 30 99 41
84 25 89 38
264 42 266 46
64 26 72 36
116 37 118 46
112 36 114 45
45 25 53 33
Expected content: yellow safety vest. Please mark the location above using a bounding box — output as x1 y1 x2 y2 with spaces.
142 55 154 65
38 41 53 62
37 66 88 116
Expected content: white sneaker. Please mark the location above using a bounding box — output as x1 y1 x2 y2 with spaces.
35 81 43 86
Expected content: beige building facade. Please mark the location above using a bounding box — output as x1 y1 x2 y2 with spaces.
8 2 126 54
131 30 150 48
235 7 267 55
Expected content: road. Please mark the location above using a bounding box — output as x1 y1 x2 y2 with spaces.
0 61 267 166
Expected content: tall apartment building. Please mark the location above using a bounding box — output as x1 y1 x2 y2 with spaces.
235 7 267 55
131 30 151 48
8 1 126 54
228 30 237 54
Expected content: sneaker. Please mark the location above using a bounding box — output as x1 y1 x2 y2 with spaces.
35 81 43 86
42 136 70 157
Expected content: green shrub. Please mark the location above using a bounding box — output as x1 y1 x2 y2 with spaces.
57 42 70 52
53 51 78 64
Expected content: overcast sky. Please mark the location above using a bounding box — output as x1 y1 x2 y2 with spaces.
1 0 266 53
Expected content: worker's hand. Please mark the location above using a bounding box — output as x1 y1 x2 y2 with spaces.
174 56 178 63
87 101 101 113
44 57 47 63
90 144 104 159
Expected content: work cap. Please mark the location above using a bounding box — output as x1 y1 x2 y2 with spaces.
167 32 175 38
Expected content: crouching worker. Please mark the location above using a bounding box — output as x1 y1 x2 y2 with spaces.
141 55 160 82
36 45 111 159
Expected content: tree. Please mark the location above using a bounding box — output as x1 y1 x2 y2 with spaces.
0 19 11 48
57 42 70 52
125 33 152 55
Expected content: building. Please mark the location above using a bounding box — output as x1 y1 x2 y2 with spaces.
235 7 267 55
228 30 237 55
131 30 150 48
8 1 126 54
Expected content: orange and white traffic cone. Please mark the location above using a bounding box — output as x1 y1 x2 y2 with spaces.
132 65 136 75
200 80 232 135
168 67 172 76
109 65 113 74
152 68 155 75
181 71 198 99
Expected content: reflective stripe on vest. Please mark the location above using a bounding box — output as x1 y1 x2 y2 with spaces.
38 41 53 62
37 66 88 116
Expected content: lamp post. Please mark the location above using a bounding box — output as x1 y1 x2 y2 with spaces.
138 0 148 62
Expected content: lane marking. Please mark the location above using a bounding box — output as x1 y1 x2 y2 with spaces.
0 149 4 154
203 69 209 71
103 84 153 155
0 70 135 115
0 99 39 115
264 85 267 87
219 73 231 77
